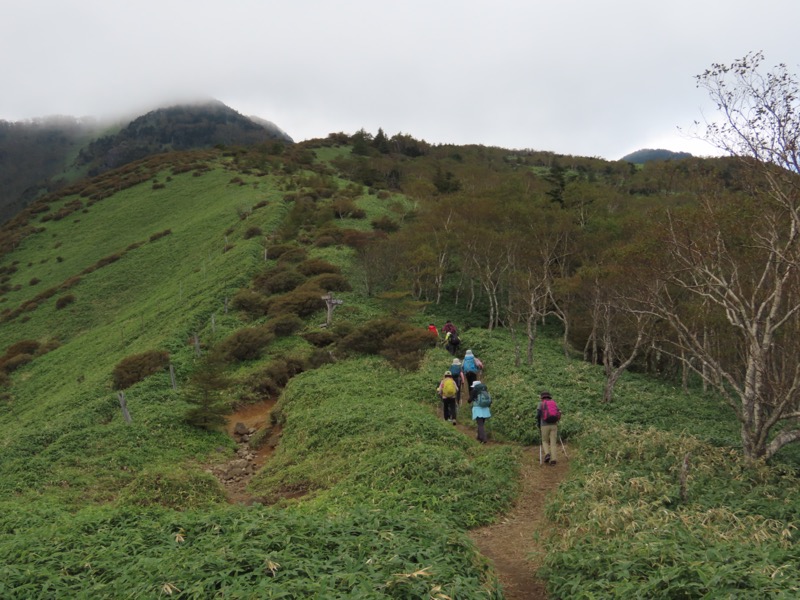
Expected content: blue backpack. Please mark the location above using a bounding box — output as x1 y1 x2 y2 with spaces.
462 355 477 373
475 389 492 408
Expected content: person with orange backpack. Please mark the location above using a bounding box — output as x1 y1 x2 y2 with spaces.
536 390 562 466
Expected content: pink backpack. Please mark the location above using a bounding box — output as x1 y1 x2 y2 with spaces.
541 399 561 423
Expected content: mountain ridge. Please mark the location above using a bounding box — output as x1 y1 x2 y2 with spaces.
0 100 293 224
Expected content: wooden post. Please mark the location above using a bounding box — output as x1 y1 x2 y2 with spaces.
194 334 201 356
117 391 132 423
169 364 177 391
211 313 216 333
321 292 344 327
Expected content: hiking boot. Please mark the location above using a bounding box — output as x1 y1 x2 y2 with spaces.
549 460 557 466
544 454 550 464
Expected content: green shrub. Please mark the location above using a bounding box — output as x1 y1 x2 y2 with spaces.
252 266 306 295
276 247 309 265
267 289 326 318
111 349 170 390
55 294 76 309
267 314 304 337
264 356 307 387
243 226 263 239
216 326 273 362
2 353 33 373
229 289 270 316
371 215 399 232
331 198 366 219
337 318 408 355
240 370 281 402
301 273 352 293
3 339 40 358
303 330 337 347
380 328 436 370
265 243 301 259
296 258 341 276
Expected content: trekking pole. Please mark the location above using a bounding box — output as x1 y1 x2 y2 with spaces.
538 427 543 465
559 434 569 459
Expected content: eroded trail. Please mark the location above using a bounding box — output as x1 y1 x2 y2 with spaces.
468 442 568 600
209 398 280 504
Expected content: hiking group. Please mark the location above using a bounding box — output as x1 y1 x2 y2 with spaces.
433 321 564 461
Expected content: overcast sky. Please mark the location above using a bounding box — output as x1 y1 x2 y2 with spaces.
2 0 799 160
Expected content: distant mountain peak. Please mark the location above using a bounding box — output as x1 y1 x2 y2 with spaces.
621 148 693 163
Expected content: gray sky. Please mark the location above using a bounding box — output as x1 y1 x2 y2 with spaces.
2 0 799 160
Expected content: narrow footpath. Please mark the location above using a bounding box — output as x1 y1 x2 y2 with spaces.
213 398 568 599
469 442 568 600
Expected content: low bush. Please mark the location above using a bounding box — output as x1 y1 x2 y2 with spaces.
215 326 273 362
263 356 307 388
267 289 326 319
2 353 33 373
55 294 76 310
229 289 270 317
252 266 306 295
380 328 437 370
265 243 301 259
371 215 399 232
267 314 304 337
337 318 408 356
300 273 352 293
303 330 337 347
111 349 170 390
296 258 341 276
276 247 309 265
243 226 263 239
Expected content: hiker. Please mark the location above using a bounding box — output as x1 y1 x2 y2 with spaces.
461 349 483 389
427 323 439 340
442 321 460 355
448 358 464 401
469 379 491 443
444 329 461 356
536 390 561 466
442 320 457 338
437 371 459 424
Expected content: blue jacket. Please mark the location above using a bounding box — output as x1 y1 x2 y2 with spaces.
469 382 491 419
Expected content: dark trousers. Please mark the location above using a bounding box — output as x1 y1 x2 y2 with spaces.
465 371 478 389
442 397 457 421
476 417 488 442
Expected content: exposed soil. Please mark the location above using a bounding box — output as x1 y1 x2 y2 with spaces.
469 442 568 600
215 395 568 598
210 398 280 505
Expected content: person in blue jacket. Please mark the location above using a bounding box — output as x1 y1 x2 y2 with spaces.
469 379 491 443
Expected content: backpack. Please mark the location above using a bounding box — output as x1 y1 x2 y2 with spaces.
462 355 477 373
449 365 461 379
449 332 460 346
442 378 458 398
541 399 561 423
475 389 492 408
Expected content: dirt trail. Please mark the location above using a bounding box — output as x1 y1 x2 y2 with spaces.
469 441 568 600
216 397 567 598
210 399 279 505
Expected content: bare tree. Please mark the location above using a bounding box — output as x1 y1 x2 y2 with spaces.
652 52 800 460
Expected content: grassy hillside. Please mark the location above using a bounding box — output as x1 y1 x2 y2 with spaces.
0 142 798 598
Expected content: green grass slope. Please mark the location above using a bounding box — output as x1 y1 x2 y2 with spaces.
0 143 798 598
